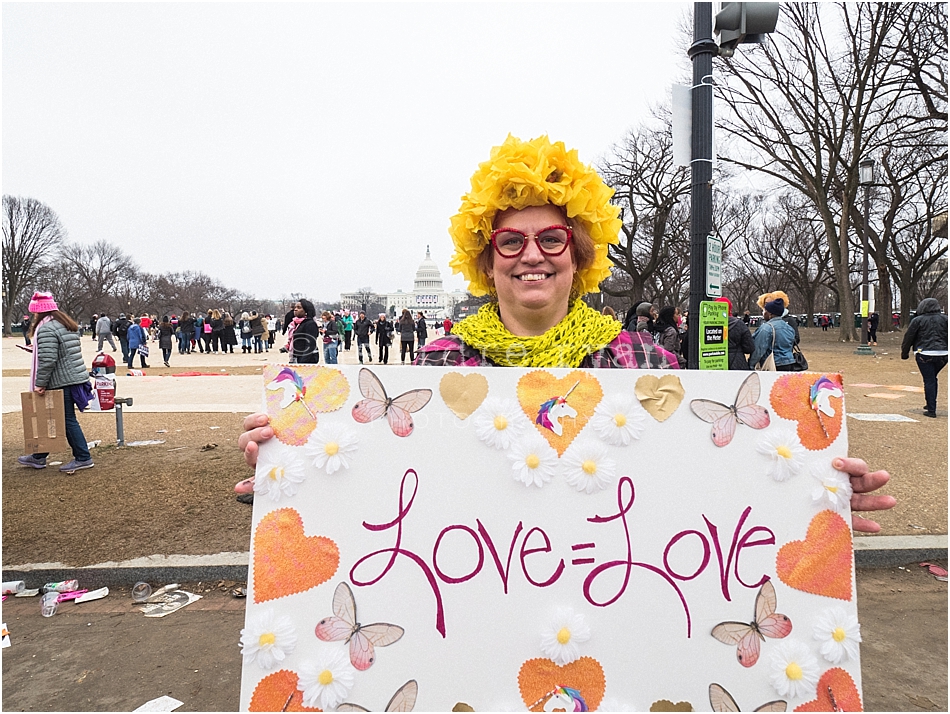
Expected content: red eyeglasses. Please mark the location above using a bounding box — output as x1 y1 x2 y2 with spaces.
490 225 573 258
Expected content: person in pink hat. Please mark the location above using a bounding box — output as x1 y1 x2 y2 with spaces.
18 291 95 472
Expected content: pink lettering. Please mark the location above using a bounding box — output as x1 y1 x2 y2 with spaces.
433 525 484 584
519 527 565 587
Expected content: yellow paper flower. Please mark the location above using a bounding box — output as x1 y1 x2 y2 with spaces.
449 135 621 297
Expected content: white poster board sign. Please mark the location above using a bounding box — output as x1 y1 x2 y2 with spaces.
240 366 863 712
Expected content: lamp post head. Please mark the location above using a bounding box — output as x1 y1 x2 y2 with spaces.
859 157 875 186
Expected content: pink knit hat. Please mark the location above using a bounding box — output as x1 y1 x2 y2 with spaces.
28 291 58 313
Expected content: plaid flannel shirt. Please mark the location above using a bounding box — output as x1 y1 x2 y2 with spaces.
413 329 681 369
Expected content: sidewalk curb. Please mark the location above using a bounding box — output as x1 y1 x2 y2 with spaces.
4 536 947 586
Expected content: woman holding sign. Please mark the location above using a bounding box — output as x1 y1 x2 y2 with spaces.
237 135 894 531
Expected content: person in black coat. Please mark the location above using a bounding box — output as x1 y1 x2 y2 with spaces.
901 298 948 418
868 312 880 345
415 312 429 348
289 299 321 364
353 311 375 364
716 297 755 370
375 313 394 365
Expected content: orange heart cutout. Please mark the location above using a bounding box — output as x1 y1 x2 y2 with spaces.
265 366 351 446
440 372 489 420
253 508 339 603
517 371 603 456
770 373 843 451
249 669 321 712
518 657 605 712
776 510 853 601
794 667 863 712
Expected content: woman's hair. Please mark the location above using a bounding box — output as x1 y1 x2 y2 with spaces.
29 310 79 337
211 309 222 320
241 311 250 320
656 306 678 330
401 308 411 318
602 305 617 318
298 299 316 319
475 209 596 297
161 315 171 327
181 311 190 320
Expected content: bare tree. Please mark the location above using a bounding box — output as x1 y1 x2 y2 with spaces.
598 114 691 310
59 240 138 319
2 196 67 334
717 3 927 341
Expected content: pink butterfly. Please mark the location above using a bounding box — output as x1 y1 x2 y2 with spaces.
337 680 418 712
709 683 786 712
314 582 405 671
711 580 792 668
351 368 432 437
690 372 771 446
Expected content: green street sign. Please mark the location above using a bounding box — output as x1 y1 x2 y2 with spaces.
699 300 728 370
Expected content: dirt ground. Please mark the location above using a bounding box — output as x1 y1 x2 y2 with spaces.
1 566 945 712
2 327 946 567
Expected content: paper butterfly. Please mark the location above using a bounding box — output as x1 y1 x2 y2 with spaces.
690 372 771 446
314 581 405 671
337 680 418 712
351 368 432 437
709 683 786 712
266 367 315 419
711 580 792 667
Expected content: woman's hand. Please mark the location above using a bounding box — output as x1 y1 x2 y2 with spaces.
834 457 896 533
238 412 273 468
34 386 46 395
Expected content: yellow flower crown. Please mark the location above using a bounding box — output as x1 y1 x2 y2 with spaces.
448 135 621 297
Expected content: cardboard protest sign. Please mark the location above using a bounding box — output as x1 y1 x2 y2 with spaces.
21 390 66 454
240 365 862 712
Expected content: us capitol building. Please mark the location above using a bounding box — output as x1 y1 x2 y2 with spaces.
340 246 468 318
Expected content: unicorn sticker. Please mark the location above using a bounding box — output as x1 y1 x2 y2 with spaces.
535 685 589 712
810 375 844 438
266 367 316 419
536 382 579 437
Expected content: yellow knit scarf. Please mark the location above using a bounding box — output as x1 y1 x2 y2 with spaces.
452 299 622 368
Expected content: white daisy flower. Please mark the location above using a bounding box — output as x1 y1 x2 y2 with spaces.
239 609 297 670
304 422 359 475
254 445 306 502
507 433 558 488
813 607 861 664
298 646 356 710
540 607 591 665
473 398 527 450
811 464 854 513
590 393 646 446
768 639 820 699
561 439 617 494
756 429 807 482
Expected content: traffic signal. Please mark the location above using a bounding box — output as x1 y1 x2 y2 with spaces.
714 2 780 56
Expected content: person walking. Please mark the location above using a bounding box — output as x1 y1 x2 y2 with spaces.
158 315 175 367
178 311 195 354
239 312 253 353
820 314 830 332
342 311 354 351
376 313 393 364
868 311 879 346
354 310 374 364
250 311 265 354
96 313 118 352
20 314 32 346
398 309 416 364
750 297 796 371
442 316 453 335
415 311 428 349
321 311 340 364
17 292 95 473
901 297 948 419
266 315 277 350
114 313 131 361
126 316 150 369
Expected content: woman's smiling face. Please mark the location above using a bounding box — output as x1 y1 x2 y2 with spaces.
487 205 576 331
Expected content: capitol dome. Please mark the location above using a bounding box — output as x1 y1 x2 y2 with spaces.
414 245 444 292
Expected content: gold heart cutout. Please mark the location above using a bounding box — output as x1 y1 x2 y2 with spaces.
439 372 489 420
517 370 603 456
635 374 685 422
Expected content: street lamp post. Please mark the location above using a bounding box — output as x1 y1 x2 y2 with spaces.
856 157 875 356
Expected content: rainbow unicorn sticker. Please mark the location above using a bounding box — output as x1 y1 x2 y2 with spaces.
536 382 579 437
532 685 589 712
266 367 316 419
810 375 843 438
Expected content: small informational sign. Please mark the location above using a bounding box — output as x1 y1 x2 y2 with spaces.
21 390 66 454
699 300 729 371
706 235 722 298
860 300 869 318
240 365 861 712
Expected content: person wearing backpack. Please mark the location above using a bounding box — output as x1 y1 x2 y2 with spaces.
114 312 132 362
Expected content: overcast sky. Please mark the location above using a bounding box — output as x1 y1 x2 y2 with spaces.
3 2 692 302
